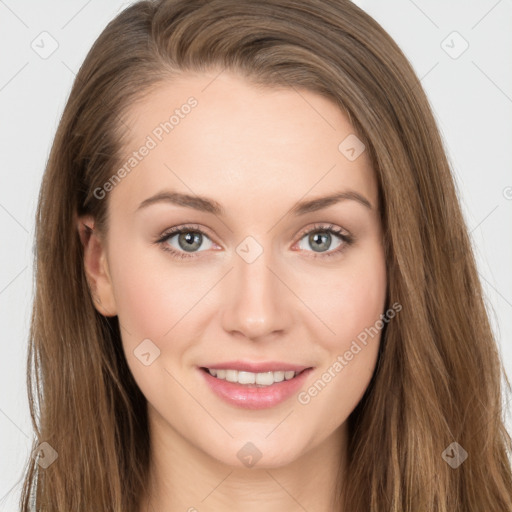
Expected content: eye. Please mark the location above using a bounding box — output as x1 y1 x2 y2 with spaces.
155 223 354 261
155 224 215 259
295 223 354 258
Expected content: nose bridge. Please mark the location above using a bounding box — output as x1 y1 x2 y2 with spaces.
220 235 290 339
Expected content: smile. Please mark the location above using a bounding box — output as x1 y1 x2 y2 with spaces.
199 366 314 409
202 368 303 387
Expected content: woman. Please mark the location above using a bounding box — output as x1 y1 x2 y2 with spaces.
20 0 512 510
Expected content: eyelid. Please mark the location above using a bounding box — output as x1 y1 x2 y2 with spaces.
294 222 350 241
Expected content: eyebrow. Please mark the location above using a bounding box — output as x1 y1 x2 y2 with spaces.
136 189 373 216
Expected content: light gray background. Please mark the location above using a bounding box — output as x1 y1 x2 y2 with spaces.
1 0 511 509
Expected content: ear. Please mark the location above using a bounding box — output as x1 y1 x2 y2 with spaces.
77 215 118 317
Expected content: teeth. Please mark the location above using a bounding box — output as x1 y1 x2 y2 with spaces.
225 370 238 383
238 371 255 384
270 371 285 383
206 368 299 386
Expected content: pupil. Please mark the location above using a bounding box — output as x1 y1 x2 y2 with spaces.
179 232 202 252
310 232 330 252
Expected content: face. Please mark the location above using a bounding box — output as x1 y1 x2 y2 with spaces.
81 70 387 469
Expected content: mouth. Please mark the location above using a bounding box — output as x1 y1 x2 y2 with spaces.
199 365 314 409
200 367 309 387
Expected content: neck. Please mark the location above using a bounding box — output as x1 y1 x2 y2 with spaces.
140 406 348 512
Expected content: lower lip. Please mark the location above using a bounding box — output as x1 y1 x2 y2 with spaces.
199 367 313 410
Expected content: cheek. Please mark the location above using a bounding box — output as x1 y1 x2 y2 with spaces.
333 266 387 343
305 243 387 351
296 253 387 430
106 242 202 394
107 239 202 338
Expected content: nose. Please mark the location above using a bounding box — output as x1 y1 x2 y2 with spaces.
220 241 293 341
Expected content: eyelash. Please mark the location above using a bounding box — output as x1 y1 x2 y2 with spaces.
154 223 354 260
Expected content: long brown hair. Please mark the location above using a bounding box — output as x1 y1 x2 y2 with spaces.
20 0 512 510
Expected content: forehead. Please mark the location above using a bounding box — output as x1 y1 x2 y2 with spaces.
111 70 378 218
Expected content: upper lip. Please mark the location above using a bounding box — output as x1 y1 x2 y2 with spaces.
200 360 313 373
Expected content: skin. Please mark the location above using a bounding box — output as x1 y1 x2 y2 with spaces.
79 70 387 512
